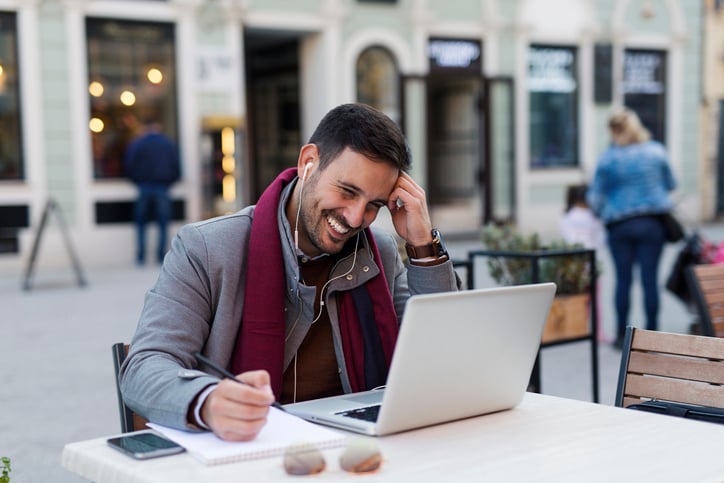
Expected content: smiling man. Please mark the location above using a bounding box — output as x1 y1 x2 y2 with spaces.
120 103 459 442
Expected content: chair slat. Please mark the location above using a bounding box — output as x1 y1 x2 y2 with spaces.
703 293 724 304
698 278 724 285
631 329 724 360
707 307 724 318
624 374 724 408
693 264 724 278
628 351 724 385
616 327 724 409
703 281 724 293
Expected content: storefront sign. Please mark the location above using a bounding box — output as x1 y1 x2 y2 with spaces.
623 51 665 94
528 46 576 93
197 49 236 93
428 38 481 71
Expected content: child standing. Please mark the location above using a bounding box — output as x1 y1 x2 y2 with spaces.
560 184 607 342
561 184 605 250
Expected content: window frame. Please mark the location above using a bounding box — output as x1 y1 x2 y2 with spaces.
527 43 580 169
0 11 24 181
85 17 179 180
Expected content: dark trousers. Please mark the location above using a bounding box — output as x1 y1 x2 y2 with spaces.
134 184 171 264
607 215 666 338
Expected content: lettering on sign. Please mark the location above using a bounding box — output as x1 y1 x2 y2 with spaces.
197 49 236 92
428 38 482 71
623 51 664 94
528 47 576 93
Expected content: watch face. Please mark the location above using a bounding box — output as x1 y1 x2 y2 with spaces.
431 229 447 257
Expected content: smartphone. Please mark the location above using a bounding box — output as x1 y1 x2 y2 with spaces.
107 431 185 460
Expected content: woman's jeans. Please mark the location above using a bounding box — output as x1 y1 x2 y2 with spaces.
134 183 171 264
607 215 666 339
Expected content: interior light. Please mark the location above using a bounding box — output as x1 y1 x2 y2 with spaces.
120 90 136 106
222 155 235 174
221 127 235 156
89 81 104 97
147 67 163 84
89 117 105 133
222 174 236 202
0 64 4 76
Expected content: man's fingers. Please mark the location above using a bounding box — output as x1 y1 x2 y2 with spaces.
201 370 276 441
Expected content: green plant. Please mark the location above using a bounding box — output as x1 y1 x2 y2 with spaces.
0 456 10 483
481 223 595 294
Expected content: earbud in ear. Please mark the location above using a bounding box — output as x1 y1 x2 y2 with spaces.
295 162 314 252
302 162 313 181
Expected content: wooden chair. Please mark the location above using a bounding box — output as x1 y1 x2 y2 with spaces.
112 342 149 433
615 327 724 409
687 264 724 337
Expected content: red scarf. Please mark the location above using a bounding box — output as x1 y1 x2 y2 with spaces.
230 168 398 396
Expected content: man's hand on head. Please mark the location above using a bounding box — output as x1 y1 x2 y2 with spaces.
388 172 433 246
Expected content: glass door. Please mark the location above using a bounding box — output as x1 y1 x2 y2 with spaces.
401 75 514 229
484 77 515 224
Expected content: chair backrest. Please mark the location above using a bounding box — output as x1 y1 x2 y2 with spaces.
615 327 724 408
112 342 149 433
687 264 724 337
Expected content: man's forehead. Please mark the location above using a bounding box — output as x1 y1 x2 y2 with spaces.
333 166 398 199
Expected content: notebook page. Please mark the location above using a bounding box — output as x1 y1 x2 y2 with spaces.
148 407 348 465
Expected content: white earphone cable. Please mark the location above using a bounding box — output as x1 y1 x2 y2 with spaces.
290 231 361 403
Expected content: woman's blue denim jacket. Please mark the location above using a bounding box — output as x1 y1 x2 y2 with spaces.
587 140 676 225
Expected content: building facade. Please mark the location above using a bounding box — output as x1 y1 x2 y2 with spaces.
0 0 713 272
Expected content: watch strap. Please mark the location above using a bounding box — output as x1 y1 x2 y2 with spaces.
408 253 450 267
405 228 447 260
405 242 437 259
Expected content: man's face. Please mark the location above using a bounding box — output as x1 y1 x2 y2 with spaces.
297 148 399 256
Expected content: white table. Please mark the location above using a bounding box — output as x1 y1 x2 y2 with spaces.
62 392 724 482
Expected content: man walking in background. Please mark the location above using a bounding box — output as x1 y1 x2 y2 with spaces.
124 118 181 265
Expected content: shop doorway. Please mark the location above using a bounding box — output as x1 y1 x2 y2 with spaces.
408 75 514 232
243 30 302 204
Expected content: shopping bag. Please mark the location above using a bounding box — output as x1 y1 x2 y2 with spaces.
660 212 684 243
665 234 704 304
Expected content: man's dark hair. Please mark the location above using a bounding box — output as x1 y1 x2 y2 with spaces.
308 103 411 171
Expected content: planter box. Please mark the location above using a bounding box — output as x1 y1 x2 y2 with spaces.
542 293 590 343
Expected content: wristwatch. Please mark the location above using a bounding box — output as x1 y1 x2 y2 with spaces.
405 228 448 260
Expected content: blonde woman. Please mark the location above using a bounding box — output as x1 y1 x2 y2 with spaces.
586 108 676 349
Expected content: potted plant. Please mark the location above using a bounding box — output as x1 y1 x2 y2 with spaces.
1 457 10 483
481 223 597 343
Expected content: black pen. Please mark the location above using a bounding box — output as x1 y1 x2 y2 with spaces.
194 352 286 412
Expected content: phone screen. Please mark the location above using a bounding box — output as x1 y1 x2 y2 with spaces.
107 432 185 460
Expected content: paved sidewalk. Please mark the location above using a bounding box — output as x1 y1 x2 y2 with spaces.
2 222 722 482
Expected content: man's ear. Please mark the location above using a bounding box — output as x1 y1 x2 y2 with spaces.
297 144 319 179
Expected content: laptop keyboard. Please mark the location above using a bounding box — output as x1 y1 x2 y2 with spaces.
336 404 381 422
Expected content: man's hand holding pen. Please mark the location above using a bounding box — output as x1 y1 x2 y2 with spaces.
200 369 275 442
194 352 283 441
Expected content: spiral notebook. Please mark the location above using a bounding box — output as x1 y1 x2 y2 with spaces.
148 407 347 465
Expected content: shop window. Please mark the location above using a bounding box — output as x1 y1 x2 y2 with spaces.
623 49 666 144
528 45 579 168
86 18 178 179
356 46 400 124
0 12 23 180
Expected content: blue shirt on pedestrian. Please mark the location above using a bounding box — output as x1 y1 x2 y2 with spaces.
587 140 676 225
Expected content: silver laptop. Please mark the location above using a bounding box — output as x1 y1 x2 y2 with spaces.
284 282 557 436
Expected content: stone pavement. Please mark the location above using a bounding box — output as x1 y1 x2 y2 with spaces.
2 222 723 482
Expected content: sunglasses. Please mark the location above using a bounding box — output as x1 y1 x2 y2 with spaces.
283 438 382 476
